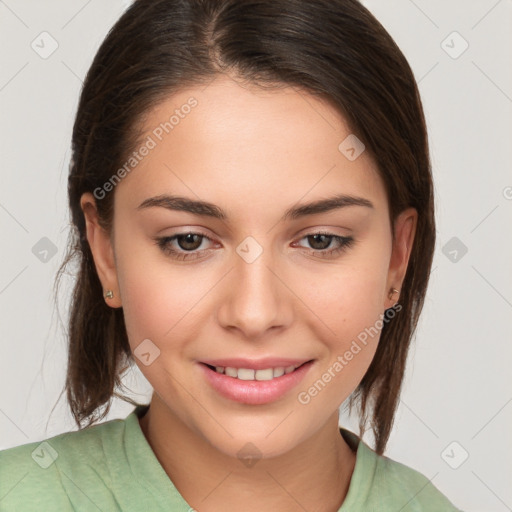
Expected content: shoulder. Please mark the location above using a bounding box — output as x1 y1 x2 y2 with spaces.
372 453 461 511
340 429 462 511
0 416 127 511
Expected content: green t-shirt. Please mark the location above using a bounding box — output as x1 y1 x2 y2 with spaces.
0 405 461 511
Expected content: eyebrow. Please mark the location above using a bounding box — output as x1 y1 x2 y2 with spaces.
136 193 374 221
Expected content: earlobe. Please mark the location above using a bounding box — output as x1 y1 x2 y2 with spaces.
385 207 418 308
80 192 122 308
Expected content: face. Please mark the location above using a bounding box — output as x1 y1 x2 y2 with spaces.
82 75 416 459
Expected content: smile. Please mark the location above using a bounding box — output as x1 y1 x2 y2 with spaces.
207 363 305 381
199 360 315 405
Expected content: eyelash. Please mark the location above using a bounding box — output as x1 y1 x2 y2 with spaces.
154 230 355 261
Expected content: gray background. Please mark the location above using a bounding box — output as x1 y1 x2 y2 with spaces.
1 1 511 510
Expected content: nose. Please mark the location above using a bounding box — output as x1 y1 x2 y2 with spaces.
216 244 293 340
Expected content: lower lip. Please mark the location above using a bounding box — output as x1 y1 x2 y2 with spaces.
199 361 314 405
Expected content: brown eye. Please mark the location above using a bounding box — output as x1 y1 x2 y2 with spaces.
154 231 215 261
295 231 355 259
175 233 203 251
306 234 334 251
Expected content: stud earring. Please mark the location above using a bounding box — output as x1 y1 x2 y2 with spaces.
104 290 114 299
388 287 399 300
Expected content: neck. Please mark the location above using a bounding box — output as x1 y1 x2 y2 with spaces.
138 397 357 512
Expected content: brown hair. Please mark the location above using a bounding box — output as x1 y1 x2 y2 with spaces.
54 0 434 455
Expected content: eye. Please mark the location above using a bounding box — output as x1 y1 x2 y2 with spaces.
154 230 355 261
154 232 215 261
293 231 355 259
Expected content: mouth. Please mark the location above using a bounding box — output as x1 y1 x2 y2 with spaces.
198 359 315 405
202 361 312 381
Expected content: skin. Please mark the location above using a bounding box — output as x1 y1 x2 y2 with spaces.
81 74 416 511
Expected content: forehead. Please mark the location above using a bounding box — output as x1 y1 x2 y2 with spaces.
114 75 387 222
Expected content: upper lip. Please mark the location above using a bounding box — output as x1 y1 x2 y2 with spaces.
200 357 313 370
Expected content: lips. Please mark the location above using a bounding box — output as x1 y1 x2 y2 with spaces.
198 358 315 405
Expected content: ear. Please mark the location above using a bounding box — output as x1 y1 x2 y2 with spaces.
385 207 417 309
80 192 122 308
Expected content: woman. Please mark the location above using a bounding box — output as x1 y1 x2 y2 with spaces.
0 0 461 510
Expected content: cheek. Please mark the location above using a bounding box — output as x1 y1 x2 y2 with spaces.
121 277 193 346
295 270 388 408
292 241 390 377
114 241 195 346
299 257 389 333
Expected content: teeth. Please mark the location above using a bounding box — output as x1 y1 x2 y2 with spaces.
273 367 285 378
225 367 238 377
254 368 273 380
212 364 302 380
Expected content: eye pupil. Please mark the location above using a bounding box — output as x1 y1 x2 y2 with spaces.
308 234 331 250
178 233 202 251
